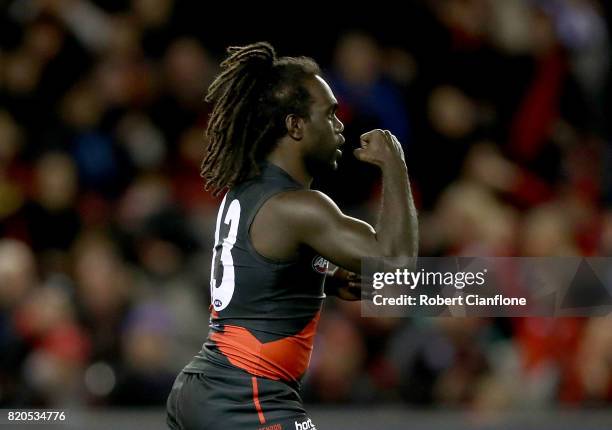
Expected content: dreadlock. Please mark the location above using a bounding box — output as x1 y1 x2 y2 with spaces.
201 42 320 195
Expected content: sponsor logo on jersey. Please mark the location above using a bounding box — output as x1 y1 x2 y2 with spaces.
311 256 329 274
294 418 316 430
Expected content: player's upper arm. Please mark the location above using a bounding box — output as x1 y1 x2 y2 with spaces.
276 190 382 272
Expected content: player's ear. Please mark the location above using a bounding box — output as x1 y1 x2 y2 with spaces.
285 114 305 140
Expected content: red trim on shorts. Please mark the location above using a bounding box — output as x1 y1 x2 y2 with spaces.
251 376 266 424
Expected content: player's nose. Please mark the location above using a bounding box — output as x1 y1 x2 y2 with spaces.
336 118 345 133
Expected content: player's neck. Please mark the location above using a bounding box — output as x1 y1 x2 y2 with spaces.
266 151 312 188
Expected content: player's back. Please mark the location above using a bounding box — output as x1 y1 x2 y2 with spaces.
184 162 328 385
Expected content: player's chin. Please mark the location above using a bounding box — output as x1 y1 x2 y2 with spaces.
316 160 338 173
306 152 340 175
329 157 339 171
330 149 342 169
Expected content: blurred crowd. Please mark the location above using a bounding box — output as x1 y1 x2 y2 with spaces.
1 0 612 410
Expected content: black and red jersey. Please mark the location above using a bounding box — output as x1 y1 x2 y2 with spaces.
185 162 328 385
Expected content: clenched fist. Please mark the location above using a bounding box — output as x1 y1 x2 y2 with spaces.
353 129 405 168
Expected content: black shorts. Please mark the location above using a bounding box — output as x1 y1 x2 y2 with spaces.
166 366 318 430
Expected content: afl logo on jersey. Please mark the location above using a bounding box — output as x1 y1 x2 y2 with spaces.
312 255 329 274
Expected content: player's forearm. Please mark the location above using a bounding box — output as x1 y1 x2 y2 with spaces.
375 159 418 263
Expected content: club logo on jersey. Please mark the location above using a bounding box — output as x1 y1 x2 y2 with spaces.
311 256 329 274
294 418 316 430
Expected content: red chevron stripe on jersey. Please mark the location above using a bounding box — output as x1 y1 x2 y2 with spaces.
210 312 321 382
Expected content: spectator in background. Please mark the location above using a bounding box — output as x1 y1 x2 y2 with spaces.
111 302 176 406
0 240 91 407
0 111 27 233
318 32 411 210
72 232 132 365
21 152 81 265
0 240 39 405
330 32 410 145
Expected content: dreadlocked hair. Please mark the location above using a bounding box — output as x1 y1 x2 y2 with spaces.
201 41 320 195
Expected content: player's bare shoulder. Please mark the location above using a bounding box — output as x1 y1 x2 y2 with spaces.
247 189 321 260
250 190 342 260
270 189 342 228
